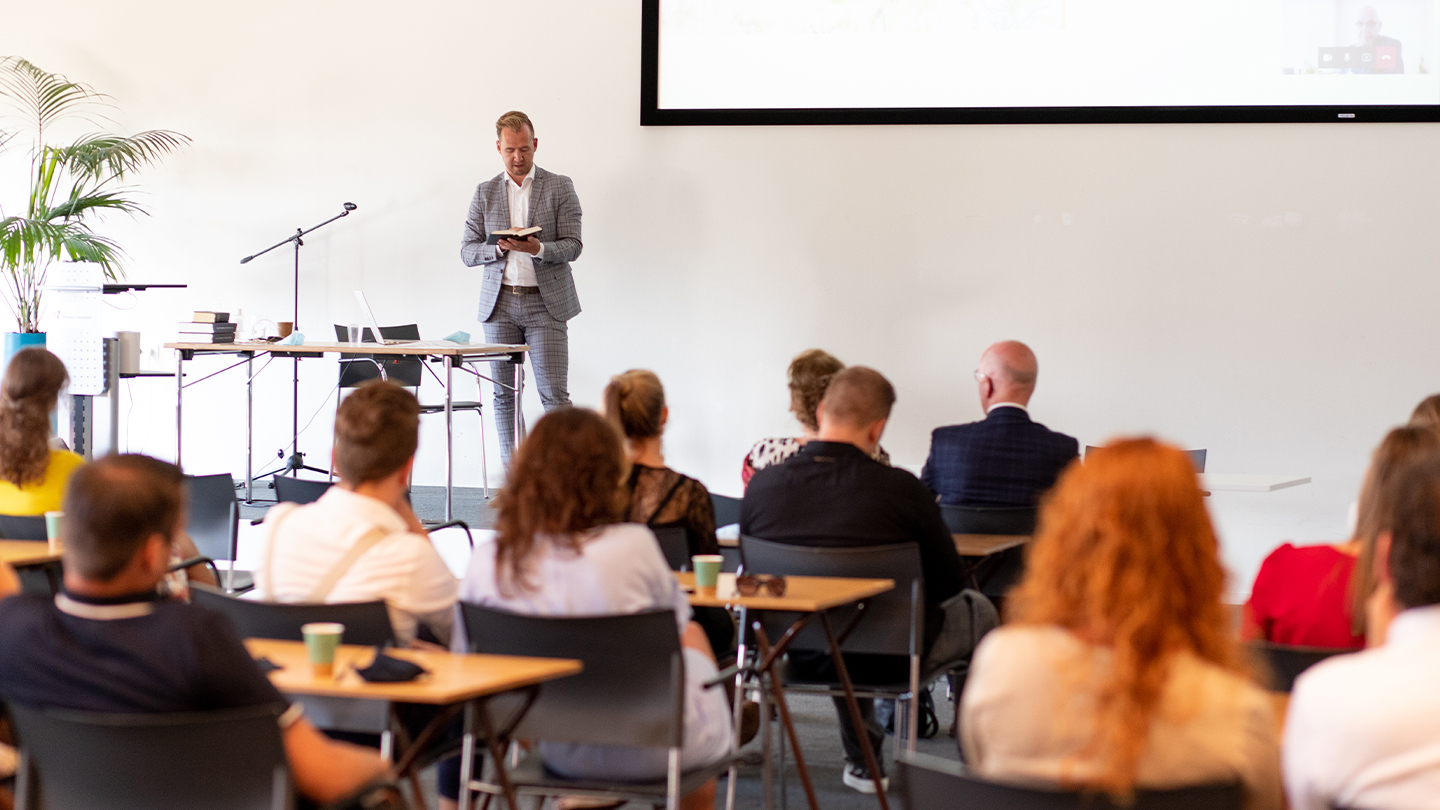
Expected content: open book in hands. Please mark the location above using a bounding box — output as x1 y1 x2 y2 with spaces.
486 226 541 246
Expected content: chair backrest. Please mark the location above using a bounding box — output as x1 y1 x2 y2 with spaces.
1085 445 1207 473
940 505 1037 536
1246 640 1349 693
8 702 290 810
184 474 238 563
459 604 682 748
739 536 921 657
273 476 333 506
14 563 61 596
710 493 742 528
0 514 48 541
896 754 1242 810
651 524 692 571
191 585 395 646
334 324 422 388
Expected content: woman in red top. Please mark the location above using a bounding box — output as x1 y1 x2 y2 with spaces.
1243 426 1440 648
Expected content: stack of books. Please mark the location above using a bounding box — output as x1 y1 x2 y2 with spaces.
179 311 236 343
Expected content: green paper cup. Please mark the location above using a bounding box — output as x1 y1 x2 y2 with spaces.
301 622 345 677
692 555 724 589
44 511 63 554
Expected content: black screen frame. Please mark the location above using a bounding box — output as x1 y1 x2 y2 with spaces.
639 0 1440 126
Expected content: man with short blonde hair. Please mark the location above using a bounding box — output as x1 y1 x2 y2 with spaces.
461 110 584 464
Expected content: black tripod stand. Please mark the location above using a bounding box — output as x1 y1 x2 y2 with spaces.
240 202 357 481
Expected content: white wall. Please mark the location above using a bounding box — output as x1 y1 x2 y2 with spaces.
7 0 1439 597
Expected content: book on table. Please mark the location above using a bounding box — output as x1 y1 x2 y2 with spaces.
179 322 237 343
191 311 230 323
486 226 541 246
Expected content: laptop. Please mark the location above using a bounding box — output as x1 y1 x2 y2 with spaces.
353 291 417 345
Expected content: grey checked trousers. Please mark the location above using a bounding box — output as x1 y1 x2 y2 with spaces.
482 289 571 465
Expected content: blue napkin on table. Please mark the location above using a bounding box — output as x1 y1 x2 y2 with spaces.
443 330 470 344
276 331 305 346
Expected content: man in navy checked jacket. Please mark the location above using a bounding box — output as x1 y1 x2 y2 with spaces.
921 341 1077 508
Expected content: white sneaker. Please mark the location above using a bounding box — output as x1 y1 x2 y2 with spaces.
842 762 890 794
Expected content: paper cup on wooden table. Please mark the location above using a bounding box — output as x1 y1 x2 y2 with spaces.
692 555 724 590
44 511 63 554
301 622 345 677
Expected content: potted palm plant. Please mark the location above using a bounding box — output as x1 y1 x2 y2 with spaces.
0 57 187 361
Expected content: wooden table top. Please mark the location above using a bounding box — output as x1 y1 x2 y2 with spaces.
675 572 893 612
953 533 1029 557
244 639 581 705
0 540 59 567
167 341 528 357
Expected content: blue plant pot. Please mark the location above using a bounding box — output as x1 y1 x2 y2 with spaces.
2 332 47 372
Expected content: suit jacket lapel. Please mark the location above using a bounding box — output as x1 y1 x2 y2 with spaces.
528 166 547 226
488 173 510 230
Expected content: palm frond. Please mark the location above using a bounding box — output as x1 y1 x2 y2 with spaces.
57 228 124 278
0 57 106 137
45 189 144 221
0 215 65 269
58 130 190 182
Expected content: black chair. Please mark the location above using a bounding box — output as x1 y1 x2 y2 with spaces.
190 585 396 646
711 493 742 528
1085 445 1207 473
458 604 737 810
652 524 693 571
274 475 333 505
334 323 489 497
739 536 985 751
184 473 248 593
8 702 291 810
0 514 48 540
896 752 1243 810
939 504 1037 536
1246 640 1349 693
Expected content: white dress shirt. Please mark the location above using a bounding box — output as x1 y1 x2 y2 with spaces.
1284 605 1440 810
501 169 545 287
986 402 1030 415
254 487 459 645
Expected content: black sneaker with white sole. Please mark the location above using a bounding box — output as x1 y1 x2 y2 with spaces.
842 761 890 794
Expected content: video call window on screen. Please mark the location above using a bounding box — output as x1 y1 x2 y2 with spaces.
1283 0 1433 75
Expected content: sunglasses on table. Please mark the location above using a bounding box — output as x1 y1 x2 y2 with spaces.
735 573 787 597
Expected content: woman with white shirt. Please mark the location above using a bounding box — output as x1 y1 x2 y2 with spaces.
456 407 731 810
959 438 1282 810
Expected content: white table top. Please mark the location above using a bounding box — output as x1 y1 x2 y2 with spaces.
1199 473 1311 492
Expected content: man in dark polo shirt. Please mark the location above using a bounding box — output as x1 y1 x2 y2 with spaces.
742 367 988 794
0 454 386 805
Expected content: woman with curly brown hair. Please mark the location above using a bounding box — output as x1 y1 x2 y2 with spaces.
456 407 731 810
959 438 1281 809
741 348 889 489
0 348 83 515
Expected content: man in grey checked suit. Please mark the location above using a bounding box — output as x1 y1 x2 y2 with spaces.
461 111 582 464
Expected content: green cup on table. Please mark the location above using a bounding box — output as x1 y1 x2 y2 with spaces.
692 554 724 589
44 511 63 554
301 622 345 677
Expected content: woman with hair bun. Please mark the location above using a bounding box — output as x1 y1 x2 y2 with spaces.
741 348 889 489
0 348 83 515
960 438 1281 810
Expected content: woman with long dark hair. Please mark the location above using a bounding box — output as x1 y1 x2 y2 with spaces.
456 408 731 810
0 348 82 515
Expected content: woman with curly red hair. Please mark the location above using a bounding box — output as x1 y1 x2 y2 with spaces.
959 438 1281 809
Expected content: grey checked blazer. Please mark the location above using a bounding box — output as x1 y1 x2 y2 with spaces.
461 165 583 322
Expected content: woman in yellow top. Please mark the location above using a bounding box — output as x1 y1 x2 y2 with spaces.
0 348 83 515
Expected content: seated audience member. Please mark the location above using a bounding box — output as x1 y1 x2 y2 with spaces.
961 439 1281 810
743 366 989 794
742 348 889 489
0 454 387 805
1408 393 1440 436
922 340 1077 508
1284 455 1440 809
1245 426 1440 649
605 369 733 655
456 408 731 810
256 381 457 646
0 347 83 515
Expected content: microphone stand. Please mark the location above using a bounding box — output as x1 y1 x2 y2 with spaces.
240 203 357 483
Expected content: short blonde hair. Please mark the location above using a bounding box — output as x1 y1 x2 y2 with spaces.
495 111 535 139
